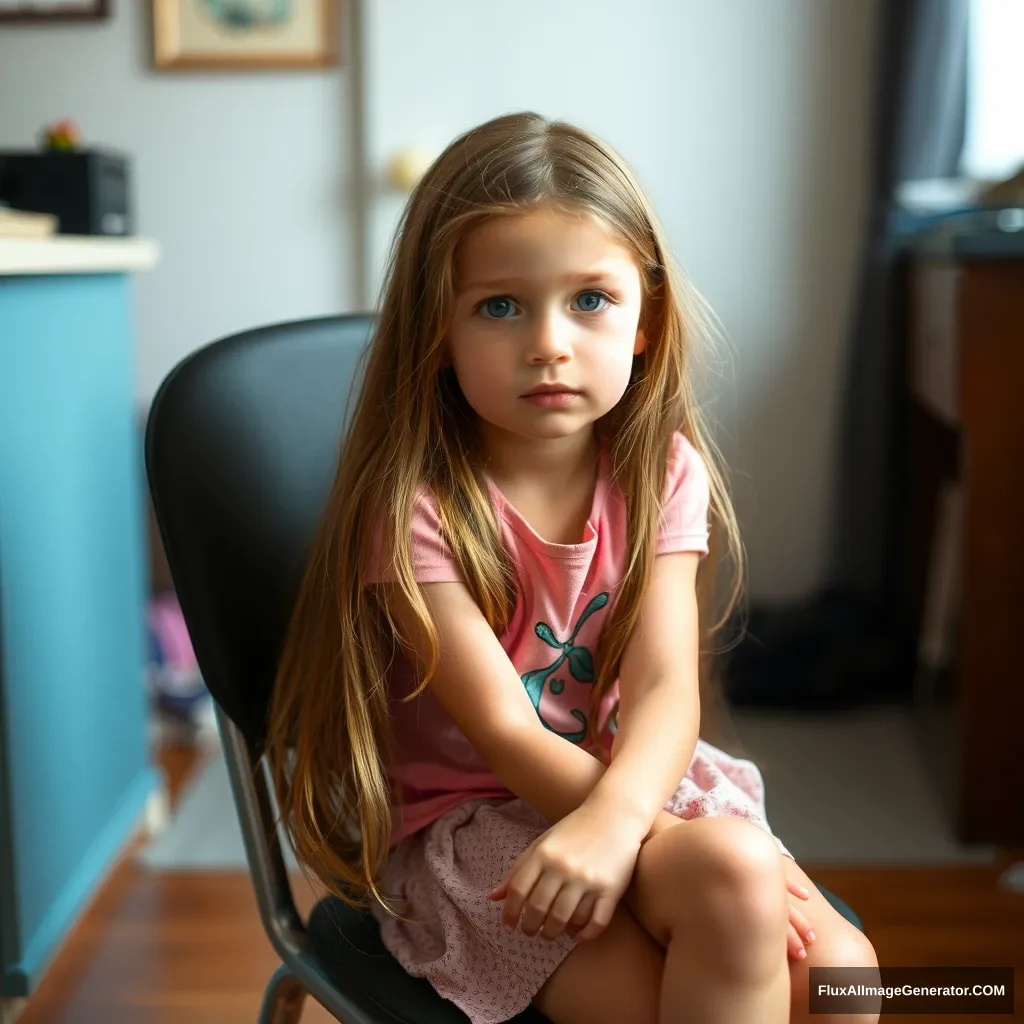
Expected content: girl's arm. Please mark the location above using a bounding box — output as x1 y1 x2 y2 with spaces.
384 549 701 842
602 549 702 836
383 558 700 944
384 580 653 846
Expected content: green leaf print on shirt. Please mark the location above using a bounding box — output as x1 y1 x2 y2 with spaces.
520 592 608 743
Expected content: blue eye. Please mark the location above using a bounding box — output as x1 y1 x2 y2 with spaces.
479 296 518 319
573 291 610 313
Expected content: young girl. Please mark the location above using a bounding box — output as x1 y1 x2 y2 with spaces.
266 112 879 1024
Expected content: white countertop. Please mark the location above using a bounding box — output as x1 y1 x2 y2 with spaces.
0 236 159 276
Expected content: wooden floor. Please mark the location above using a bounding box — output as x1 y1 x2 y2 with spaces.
12 743 1024 1023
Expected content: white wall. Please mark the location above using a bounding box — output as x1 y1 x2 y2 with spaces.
0 0 878 601
363 0 878 602
0 2 356 407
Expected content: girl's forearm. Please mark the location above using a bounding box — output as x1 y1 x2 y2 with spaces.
589 680 699 835
488 683 697 845
487 717 647 834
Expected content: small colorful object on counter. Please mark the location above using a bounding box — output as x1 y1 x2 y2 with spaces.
40 119 82 152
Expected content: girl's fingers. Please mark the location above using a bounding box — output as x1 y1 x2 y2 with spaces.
499 858 542 932
788 881 811 901
539 884 586 942
788 902 815 945
564 893 597 940
572 894 617 944
519 874 565 937
490 839 539 904
788 922 807 961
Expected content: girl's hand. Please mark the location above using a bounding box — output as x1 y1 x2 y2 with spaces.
488 802 642 944
787 880 815 961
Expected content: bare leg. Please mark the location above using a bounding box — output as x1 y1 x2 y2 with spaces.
627 816 791 1023
783 858 881 1023
536 816 872 1024
533 903 664 1024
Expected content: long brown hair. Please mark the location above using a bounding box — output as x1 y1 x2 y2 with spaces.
264 112 745 910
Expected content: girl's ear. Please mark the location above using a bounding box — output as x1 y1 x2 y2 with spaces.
437 336 451 367
636 279 662 356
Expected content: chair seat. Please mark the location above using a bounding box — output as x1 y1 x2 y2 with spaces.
816 884 864 932
306 897 550 1023
306 885 863 1023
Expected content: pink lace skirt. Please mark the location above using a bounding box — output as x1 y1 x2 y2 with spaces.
371 739 792 1024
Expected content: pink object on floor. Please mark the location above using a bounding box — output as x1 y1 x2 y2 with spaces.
147 592 198 673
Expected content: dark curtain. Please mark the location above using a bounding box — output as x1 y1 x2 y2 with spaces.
833 0 970 603
727 0 971 709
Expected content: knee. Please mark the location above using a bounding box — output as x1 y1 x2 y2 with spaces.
681 819 789 965
704 820 788 933
826 926 878 972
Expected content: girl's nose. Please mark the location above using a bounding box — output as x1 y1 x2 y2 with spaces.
526 312 573 364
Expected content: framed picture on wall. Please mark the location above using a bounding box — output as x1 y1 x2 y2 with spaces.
0 0 109 22
153 0 338 70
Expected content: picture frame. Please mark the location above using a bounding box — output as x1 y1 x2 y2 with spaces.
153 0 338 71
0 0 109 22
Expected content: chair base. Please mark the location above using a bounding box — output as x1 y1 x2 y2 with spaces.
258 964 308 1024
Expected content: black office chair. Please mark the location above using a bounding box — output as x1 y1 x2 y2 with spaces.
144 313 864 1023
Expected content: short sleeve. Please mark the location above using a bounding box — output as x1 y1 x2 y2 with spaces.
366 487 464 584
656 432 710 557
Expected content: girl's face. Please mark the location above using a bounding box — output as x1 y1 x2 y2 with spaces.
446 204 646 448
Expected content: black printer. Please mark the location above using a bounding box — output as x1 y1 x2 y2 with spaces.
0 148 132 236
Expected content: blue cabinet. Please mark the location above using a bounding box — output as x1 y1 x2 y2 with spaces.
0 253 160 997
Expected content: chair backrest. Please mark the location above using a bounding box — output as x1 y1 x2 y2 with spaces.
145 314 375 750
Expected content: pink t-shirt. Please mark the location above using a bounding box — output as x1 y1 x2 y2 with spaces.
370 431 710 845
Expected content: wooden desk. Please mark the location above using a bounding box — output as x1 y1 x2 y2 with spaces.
907 242 1024 847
